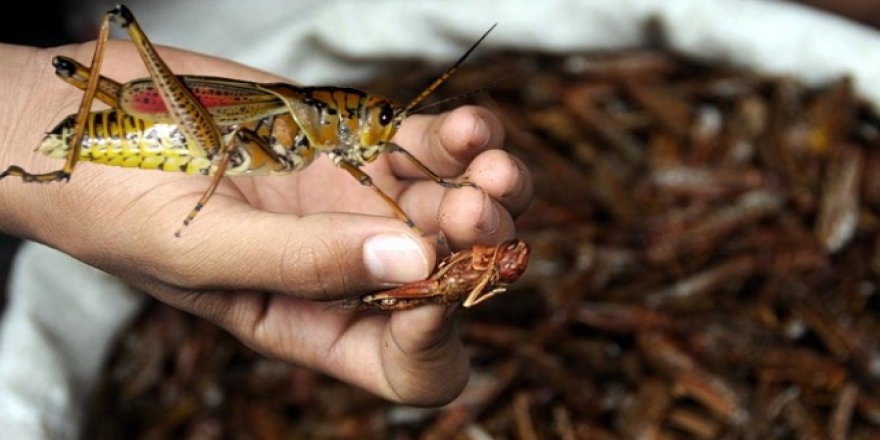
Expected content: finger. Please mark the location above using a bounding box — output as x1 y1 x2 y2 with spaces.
141 206 437 300
395 149 530 246
144 284 468 405
438 187 516 249
397 182 515 248
382 305 470 405
390 105 504 178
461 149 533 218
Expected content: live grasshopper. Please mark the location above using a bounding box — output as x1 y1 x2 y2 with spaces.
355 239 531 311
0 4 496 236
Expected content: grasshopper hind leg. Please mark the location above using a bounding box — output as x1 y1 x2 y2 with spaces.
335 159 426 236
385 143 478 189
174 127 288 237
174 133 241 238
0 7 117 185
175 160 230 238
0 55 127 184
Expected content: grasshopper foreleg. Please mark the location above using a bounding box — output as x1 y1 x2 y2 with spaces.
114 4 238 235
335 159 425 236
385 143 477 189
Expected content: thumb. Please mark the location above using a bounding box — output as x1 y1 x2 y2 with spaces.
152 210 437 300
380 305 470 405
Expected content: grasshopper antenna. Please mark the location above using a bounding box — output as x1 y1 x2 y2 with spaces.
397 23 498 120
409 71 518 115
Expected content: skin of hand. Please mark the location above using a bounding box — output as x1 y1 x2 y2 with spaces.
0 41 532 406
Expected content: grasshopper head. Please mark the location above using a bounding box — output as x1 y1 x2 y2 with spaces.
357 23 496 163
496 239 531 283
357 96 404 162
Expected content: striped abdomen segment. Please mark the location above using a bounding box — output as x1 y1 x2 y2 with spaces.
38 109 214 174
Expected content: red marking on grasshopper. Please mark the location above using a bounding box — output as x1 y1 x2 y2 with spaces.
128 88 248 114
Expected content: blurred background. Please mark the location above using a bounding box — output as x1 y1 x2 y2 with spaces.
0 0 878 313
3 0 880 438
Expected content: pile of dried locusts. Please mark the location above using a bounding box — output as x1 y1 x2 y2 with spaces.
86 48 880 439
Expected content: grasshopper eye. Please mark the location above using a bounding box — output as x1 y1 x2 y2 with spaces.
378 103 394 126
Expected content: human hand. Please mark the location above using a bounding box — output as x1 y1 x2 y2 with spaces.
0 41 532 405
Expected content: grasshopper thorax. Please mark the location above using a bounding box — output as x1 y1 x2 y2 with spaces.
258 84 405 164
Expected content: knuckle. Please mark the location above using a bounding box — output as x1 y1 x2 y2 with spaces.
279 234 352 301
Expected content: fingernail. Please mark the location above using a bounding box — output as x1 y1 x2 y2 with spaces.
470 115 492 149
364 234 429 283
479 194 500 234
503 156 528 199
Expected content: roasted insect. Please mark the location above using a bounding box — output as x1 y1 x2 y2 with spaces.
0 4 495 236
358 239 531 311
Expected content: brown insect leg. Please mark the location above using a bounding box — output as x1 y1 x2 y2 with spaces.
111 5 224 161
112 5 243 236
0 166 69 183
370 280 443 300
385 143 477 189
0 5 116 183
336 160 425 236
174 131 243 237
175 125 296 236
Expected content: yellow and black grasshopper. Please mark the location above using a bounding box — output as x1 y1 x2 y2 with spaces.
0 4 494 236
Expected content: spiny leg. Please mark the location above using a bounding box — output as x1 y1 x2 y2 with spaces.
174 126 292 236
112 5 241 235
110 5 223 160
0 7 116 183
174 154 229 237
385 143 477 189
173 126 276 237
175 137 233 237
336 160 425 236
